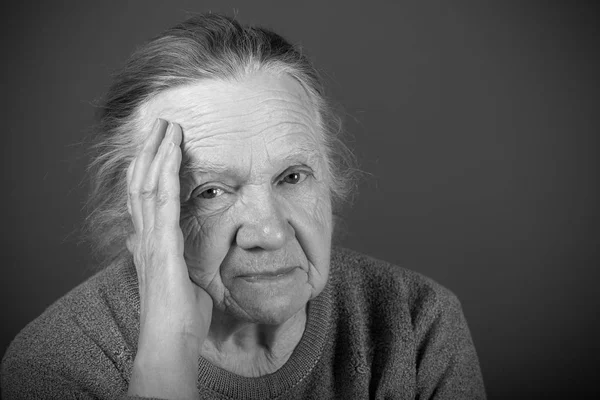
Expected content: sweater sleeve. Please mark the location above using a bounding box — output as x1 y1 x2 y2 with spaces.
413 288 486 399
1 351 220 400
1 361 93 400
0 356 164 400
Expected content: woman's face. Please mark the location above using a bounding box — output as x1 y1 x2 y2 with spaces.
138 71 333 325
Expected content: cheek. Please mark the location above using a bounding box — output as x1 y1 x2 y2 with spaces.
291 182 332 232
285 182 333 269
289 192 332 297
179 206 233 262
180 212 202 247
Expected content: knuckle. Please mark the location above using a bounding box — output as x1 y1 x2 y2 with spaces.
140 185 157 200
155 190 177 207
128 184 141 198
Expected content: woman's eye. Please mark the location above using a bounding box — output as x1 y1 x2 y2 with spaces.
282 172 307 185
198 187 224 199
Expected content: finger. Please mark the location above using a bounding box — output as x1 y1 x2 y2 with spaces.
126 234 144 296
129 118 168 233
142 121 177 232
126 158 140 230
155 122 183 232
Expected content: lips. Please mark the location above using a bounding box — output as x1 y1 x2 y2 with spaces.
237 266 299 281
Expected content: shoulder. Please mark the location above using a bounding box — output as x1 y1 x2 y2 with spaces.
326 247 486 398
329 246 462 326
1 258 137 398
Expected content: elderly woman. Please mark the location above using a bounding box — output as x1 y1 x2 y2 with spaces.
2 14 485 400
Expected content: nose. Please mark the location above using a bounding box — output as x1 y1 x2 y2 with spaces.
235 188 292 251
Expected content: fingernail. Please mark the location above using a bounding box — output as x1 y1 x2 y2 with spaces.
166 122 174 138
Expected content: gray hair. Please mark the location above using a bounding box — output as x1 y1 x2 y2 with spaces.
83 13 357 267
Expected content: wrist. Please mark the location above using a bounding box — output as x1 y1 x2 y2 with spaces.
129 336 199 399
137 321 202 357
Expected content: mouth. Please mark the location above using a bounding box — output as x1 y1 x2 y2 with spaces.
237 266 299 282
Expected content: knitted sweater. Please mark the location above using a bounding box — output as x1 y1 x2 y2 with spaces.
1 247 486 399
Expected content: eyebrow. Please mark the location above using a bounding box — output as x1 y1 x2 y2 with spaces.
179 146 322 180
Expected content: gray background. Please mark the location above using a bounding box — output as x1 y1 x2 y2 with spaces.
2 1 598 398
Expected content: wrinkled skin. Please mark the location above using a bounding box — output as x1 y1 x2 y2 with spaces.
134 71 333 375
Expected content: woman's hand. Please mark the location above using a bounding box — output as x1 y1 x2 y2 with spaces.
126 118 211 399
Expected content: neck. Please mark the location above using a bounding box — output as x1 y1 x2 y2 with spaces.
200 306 307 377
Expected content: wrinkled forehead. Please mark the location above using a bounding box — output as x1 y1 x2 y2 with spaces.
135 73 324 155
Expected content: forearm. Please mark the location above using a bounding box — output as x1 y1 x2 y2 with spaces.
128 330 200 400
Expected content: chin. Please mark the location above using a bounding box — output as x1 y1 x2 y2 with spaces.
227 288 310 325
